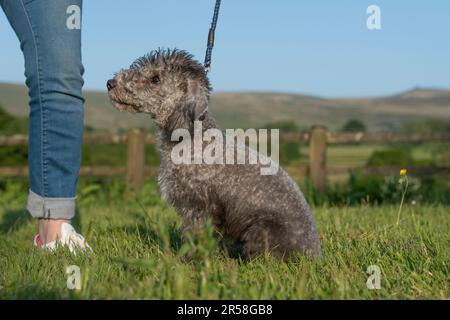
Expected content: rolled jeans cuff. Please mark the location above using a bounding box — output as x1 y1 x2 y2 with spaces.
26 190 76 220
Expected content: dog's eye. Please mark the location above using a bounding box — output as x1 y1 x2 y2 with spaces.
150 75 160 84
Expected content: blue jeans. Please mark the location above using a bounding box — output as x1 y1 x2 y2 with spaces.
1 0 84 220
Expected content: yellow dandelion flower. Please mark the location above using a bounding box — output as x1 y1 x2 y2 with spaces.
400 169 407 176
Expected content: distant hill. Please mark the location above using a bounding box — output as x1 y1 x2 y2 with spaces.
1 82 449 132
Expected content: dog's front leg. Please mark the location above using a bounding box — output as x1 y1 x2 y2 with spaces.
179 207 208 242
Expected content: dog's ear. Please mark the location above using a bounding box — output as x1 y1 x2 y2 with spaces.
186 79 208 121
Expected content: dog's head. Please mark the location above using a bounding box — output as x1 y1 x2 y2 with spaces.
107 48 211 129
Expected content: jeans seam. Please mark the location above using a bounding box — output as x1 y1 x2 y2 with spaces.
20 0 48 197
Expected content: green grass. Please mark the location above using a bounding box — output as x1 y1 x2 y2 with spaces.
0 180 448 300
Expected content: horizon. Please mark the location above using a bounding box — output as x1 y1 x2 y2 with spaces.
1 80 449 100
1 1 449 98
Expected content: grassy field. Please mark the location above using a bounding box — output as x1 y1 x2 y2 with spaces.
0 180 448 299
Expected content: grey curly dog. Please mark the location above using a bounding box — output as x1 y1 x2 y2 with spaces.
107 49 321 259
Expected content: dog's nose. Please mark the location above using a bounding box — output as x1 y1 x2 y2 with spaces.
107 79 117 91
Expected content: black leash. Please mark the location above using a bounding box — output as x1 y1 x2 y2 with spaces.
204 0 222 74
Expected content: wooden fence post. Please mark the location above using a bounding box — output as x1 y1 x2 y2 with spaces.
127 129 146 188
309 126 328 192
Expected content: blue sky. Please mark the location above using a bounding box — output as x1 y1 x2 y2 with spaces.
1 0 449 97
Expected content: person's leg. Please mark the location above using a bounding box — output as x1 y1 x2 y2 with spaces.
1 0 84 243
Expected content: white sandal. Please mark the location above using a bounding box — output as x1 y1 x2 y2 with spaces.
34 223 92 254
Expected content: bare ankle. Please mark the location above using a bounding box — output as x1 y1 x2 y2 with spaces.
38 219 71 243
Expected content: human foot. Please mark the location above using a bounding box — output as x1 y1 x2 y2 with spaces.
38 219 70 243
34 222 92 254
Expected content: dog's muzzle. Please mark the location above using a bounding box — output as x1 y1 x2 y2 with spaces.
107 79 117 91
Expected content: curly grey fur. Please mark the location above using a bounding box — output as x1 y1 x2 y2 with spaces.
108 49 321 259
